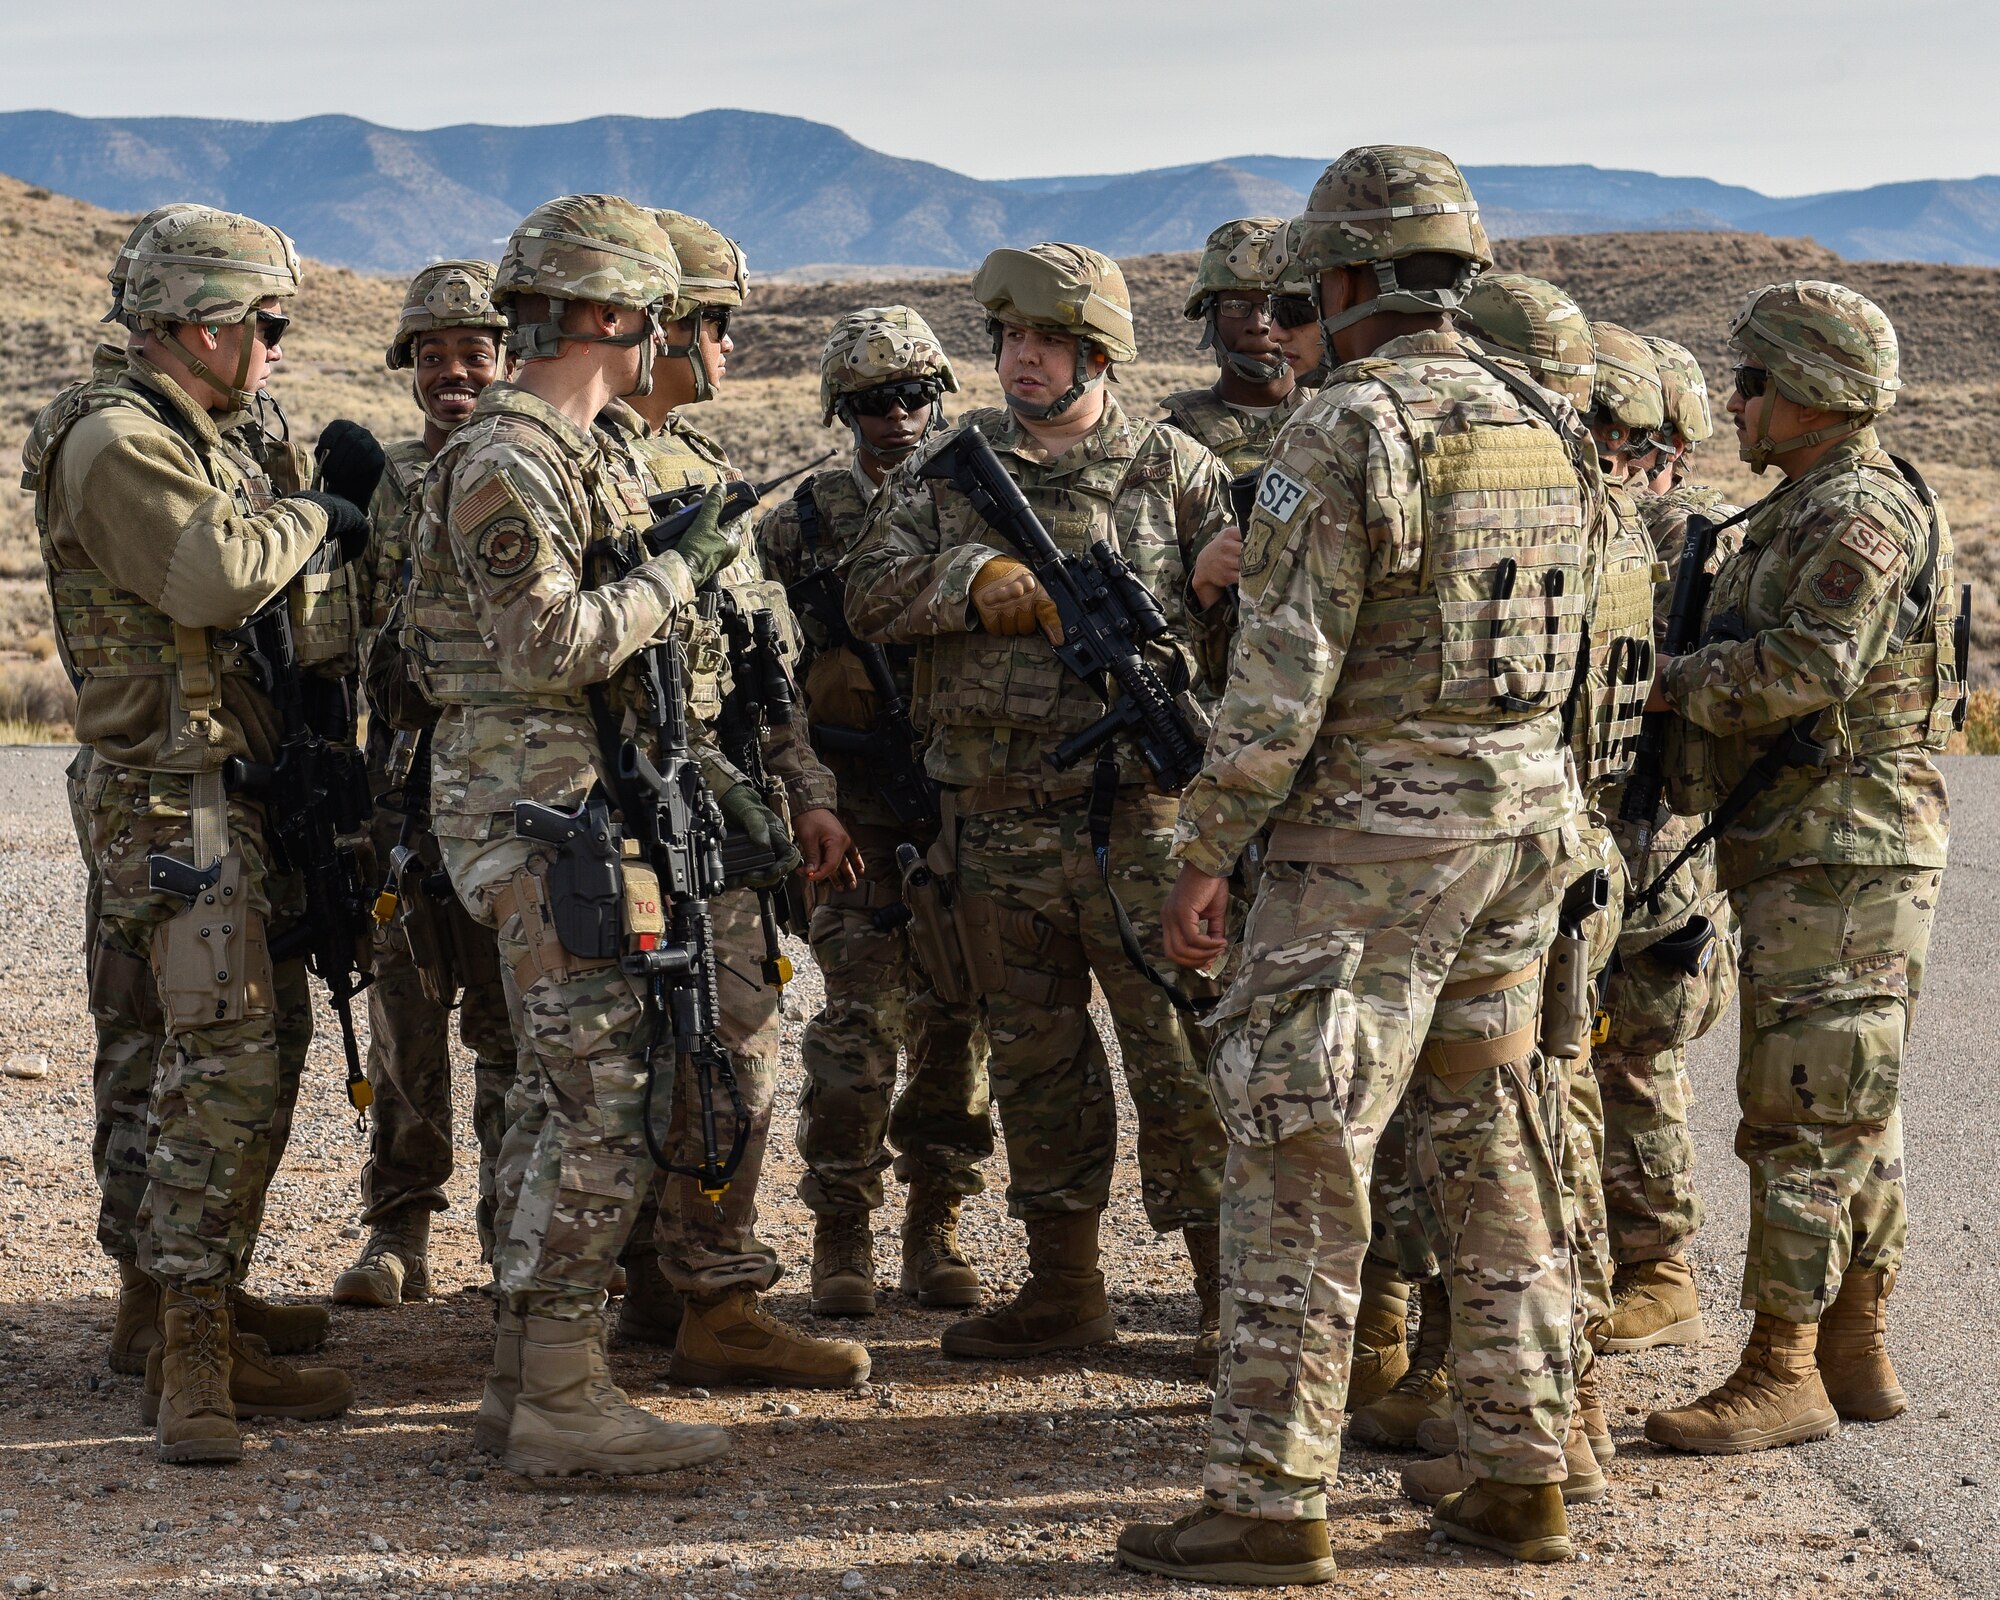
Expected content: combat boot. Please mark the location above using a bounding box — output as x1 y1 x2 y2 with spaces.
1575 1343 1614 1464
900 1187 981 1308
507 1313 731 1478
1589 1253 1704 1353
1348 1258 1411 1410
1645 1312 1839 1454
1815 1269 1907 1421
670 1287 872 1389
110 1260 160 1376
1431 1480 1571 1564
1415 1414 1457 1456
1116 1506 1337 1586
230 1285 331 1354
811 1212 877 1317
1349 1275 1449 1447
330 1211 432 1309
143 1330 352 1426
153 1287 240 1466
615 1248 687 1346
1184 1224 1221 1358
474 1305 523 1456
940 1210 1116 1359
1401 1415 1606 1507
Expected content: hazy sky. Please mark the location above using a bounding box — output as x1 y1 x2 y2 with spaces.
5 0 1993 197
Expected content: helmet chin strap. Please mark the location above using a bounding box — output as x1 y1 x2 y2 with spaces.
1741 384 1869 476
155 319 260 413
660 315 714 403
1317 259 1476 351
1200 306 1287 385
1001 341 1103 421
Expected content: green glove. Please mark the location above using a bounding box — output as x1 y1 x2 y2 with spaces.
718 782 801 889
668 485 741 588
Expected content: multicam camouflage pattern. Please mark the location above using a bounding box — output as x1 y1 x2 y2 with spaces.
1170 328 1588 876
1730 280 1902 414
1732 863 1937 1320
1569 483 1660 794
1288 145 1492 276
1588 321 1666 431
1266 219 1318 297
1182 218 1287 318
1157 386 1310 476
387 259 505 369
119 205 302 327
494 194 681 312
818 305 960 425
1459 273 1597 410
653 209 749 317
1644 336 1714 447
1660 430 1957 887
1202 839 1575 1517
104 203 203 323
972 243 1138 363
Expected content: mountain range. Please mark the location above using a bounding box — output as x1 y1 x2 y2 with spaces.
4 108 1999 276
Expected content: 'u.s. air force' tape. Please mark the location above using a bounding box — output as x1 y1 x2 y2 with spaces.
1257 467 1310 523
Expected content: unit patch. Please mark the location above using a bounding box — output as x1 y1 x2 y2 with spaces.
476 516 539 580
1811 558 1865 608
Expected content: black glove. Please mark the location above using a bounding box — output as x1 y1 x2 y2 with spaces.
314 419 387 514
288 490 370 565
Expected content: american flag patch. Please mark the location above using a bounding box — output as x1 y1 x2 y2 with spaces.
1838 519 1902 573
451 473 518 536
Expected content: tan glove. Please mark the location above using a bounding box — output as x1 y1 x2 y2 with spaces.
970 555 1063 641
803 647 879 729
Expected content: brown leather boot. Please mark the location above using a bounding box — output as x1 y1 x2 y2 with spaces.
110 1261 160 1376
670 1288 871 1389
1184 1224 1221 1358
230 1286 331 1354
153 1288 240 1466
330 1211 431 1309
1575 1343 1614 1464
1646 1313 1839 1454
1817 1269 1907 1421
940 1210 1115 1359
1116 1506 1337 1586
1589 1253 1704 1353
1348 1258 1411 1410
811 1212 877 1317
615 1250 687 1346
1432 1480 1571 1563
144 1328 352 1426
474 1305 524 1457
1415 1414 1457 1457
901 1188 981 1308
507 1313 731 1478
1350 1275 1449 1447
1402 1416 1605 1507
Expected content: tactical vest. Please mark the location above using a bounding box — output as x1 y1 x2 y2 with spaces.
1318 359 1589 735
1160 388 1282 476
1569 485 1663 793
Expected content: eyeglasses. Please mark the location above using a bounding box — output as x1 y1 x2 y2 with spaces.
1213 296 1274 322
700 307 732 339
253 311 290 347
1270 295 1319 330
846 379 941 418
1733 364 1770 400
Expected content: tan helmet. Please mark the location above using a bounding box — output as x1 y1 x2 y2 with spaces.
387 259 506 369
1643 336 1714 450
818 305 959 426
974 242 1135 419
1460 273 1597 410
649 210 748 403
1184 217 1289 384
104 202 202 324
1730 280 1900 474
494 194 681 373
1587 321 1666 432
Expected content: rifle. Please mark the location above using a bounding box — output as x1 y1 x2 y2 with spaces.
1617 511 1720 854
369 725 468 1011
637 451 835 557
787 564 941 835
918 426 1206 793
1954 581 1972 731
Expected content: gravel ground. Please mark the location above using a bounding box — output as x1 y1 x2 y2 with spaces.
0 744 1977 1600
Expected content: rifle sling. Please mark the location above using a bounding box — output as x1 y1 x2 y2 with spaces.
1088 750 1201 1018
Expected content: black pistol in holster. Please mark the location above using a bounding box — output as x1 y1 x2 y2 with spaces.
1541 867 1609 1061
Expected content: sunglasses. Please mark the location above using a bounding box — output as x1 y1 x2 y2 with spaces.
1733 364 1770 400
1270 295 1319 330
700 306 732 339
846 379 941 418
254 310 290 347
1213 296 1274 322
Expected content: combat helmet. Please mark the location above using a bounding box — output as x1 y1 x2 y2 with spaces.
104 202 202 324
387 259 506 369
1587 321 1666 469
1460 273 1596 409
494 195 680 395
1730 279 1900 472
973 242 1136 420
650 210 748 404
1288 145 1492 340
1643 336 1713 467
121 206 304 409
1184 217 1288 384
1266 217 1332 388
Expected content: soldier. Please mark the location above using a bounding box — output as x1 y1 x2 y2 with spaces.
1159 219 1307 474
846 244 1236 1363
1116 148 1592 1581
331 261 518 1306
34 206 368 1461
410 193 734 1476
1647 282 1960 1453
598 209 871 1389
755 307 995 1316
1267 224 1329 390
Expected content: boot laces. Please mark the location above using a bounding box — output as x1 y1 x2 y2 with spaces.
818 1217 871 1277
185 1306 230 1412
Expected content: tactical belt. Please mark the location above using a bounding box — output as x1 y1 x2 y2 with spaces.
1422 961 1539 1085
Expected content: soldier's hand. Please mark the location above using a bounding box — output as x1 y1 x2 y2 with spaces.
794 807 860 888
1162 863 1231 969
314 419 387 514
667 485 741 588
718 783 801 888
1192 525 1243 609
1645 661 1672 713
970 555 1064 643
288 490 371 564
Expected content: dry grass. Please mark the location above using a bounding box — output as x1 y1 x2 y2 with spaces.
0 656 74 740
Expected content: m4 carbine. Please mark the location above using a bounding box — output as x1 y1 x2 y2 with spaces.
1618 510 1718 856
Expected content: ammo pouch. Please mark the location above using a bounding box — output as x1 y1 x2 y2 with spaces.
151 852 275 1031
897 841 971 1006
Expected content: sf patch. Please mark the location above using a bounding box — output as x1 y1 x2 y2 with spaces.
1257 467 1310 523
1812 558 1866 608
1838 518 1903 574
1241 466 1316 582
476 516 539 580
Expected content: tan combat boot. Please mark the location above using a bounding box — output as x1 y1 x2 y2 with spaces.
1349 1258 1412 1410
473 1305 524 1457
110 1261 160 1376
144 1328 352 1426
1431 1480 1571 1564
153 1288 240 1466
1589 1253 1704 1353
1350 1275 1449 1447
330 1211 432 1309
900 1187 981 1308
230 1286 331 1354
811 1212 877 1317
1415 1414 1457 1456
1116 1506 1337 1586
615 1248 687 1346
1575 1343 1614 1464
507 1313 731 1478
1402 1415 1606 1507
940 1210 1116 1359
1184 1224 1222 1358
670 1287 872 1389
1645 1312 1839 1454
1816 1269 1907 1421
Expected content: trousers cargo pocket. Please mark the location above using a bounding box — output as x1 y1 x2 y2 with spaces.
1206 933 1364 1146
1744 953 1909 1126
145 1139 223 1238
1761 1174 1840 1293
1632 1123 1694 1209
539 1149 633 1289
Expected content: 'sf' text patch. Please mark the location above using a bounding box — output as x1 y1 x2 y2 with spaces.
1257 467 1310 523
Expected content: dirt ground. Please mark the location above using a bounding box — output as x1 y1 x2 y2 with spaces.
0 745 1958 1600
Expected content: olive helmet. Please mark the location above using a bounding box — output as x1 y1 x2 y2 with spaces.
1459 273 1596 409
973 242 1135 419
103 202 202 324
1587 321 1666 431
1643 335 1714 454
1730 280 1900 471
818 305 959 426
493 194 681 378
651 210 748 403
1184 217 1288 383
386 259 506 369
